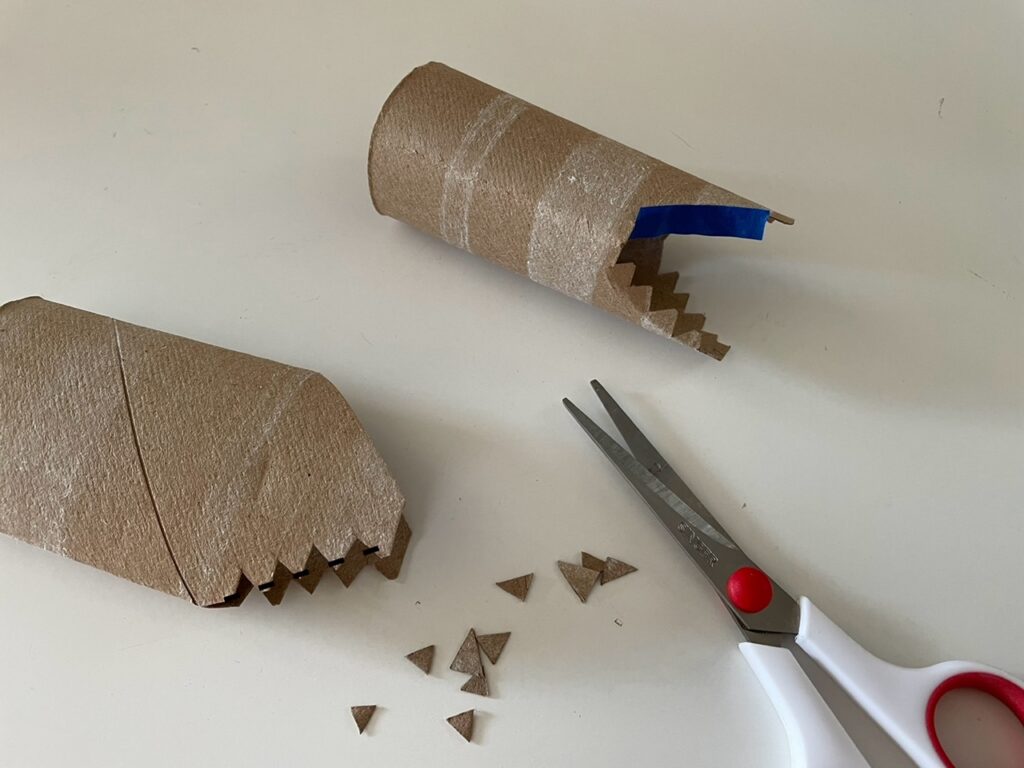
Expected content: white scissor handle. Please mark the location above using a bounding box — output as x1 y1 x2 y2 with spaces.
796 597 1024 767
740 641 870 767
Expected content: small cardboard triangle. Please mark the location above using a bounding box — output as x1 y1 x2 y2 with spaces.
602 556 638 584
460 673 489 697
449 629 484 677
405 645 435 674
495 573 533 601
446 709 475 742
351 705 376 734
581 551 605 573
558 561 600 603
476 632 510 664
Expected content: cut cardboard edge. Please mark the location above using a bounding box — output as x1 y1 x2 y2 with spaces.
612 237 731 360
209 520 410 607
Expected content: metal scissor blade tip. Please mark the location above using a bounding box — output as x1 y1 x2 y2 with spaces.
563 398 604 438
564 389 737 551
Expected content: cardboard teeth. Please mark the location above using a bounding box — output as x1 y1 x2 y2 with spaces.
0 297 409 607
369 62 792 360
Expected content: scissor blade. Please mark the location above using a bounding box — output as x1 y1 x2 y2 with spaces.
589 380 735 543
562 398 736 550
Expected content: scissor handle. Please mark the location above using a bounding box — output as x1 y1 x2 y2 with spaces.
796 597 1024 767
740 642 870 767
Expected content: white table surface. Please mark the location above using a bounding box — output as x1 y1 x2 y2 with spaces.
2 2 1022 766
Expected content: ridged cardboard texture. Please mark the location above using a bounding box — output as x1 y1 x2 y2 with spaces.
0 297 409 607
369 62 792 359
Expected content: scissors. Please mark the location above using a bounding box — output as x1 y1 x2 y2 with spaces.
563 380 1024 768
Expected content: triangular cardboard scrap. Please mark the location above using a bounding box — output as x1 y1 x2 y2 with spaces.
0 298 409 607
351 705 377 734
558 561 601 603
495 573 533 602
581 551 605 573
450 629 484 677
369 62 793 360
460 672 489 697
476 632 510 665
602 556 638 585
446 709 475 742
406 645 435 675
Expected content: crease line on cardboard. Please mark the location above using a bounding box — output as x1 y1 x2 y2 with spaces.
112 320 197 604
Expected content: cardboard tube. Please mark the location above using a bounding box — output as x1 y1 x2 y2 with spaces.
0 297 408 607
369 62 792 359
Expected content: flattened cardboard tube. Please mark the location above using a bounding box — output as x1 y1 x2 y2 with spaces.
369 62 793 360
0 298 408 607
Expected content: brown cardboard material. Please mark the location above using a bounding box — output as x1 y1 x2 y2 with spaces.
351 705 377 734
581 551 606 573
601 556 638 585
558 561 601 603
0 297 408 607
460 672 489 697
406 645 435 675
373 515 412 580
446 709 475 742
495 573 533 601
450 629 485 677
369 62 792 360
476 632 510 665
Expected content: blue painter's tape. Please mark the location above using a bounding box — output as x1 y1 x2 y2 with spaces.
629 204 770 241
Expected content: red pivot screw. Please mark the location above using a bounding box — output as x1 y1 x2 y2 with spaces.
726 566 774 614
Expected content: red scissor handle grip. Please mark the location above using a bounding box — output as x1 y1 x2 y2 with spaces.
925 671 1024 767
